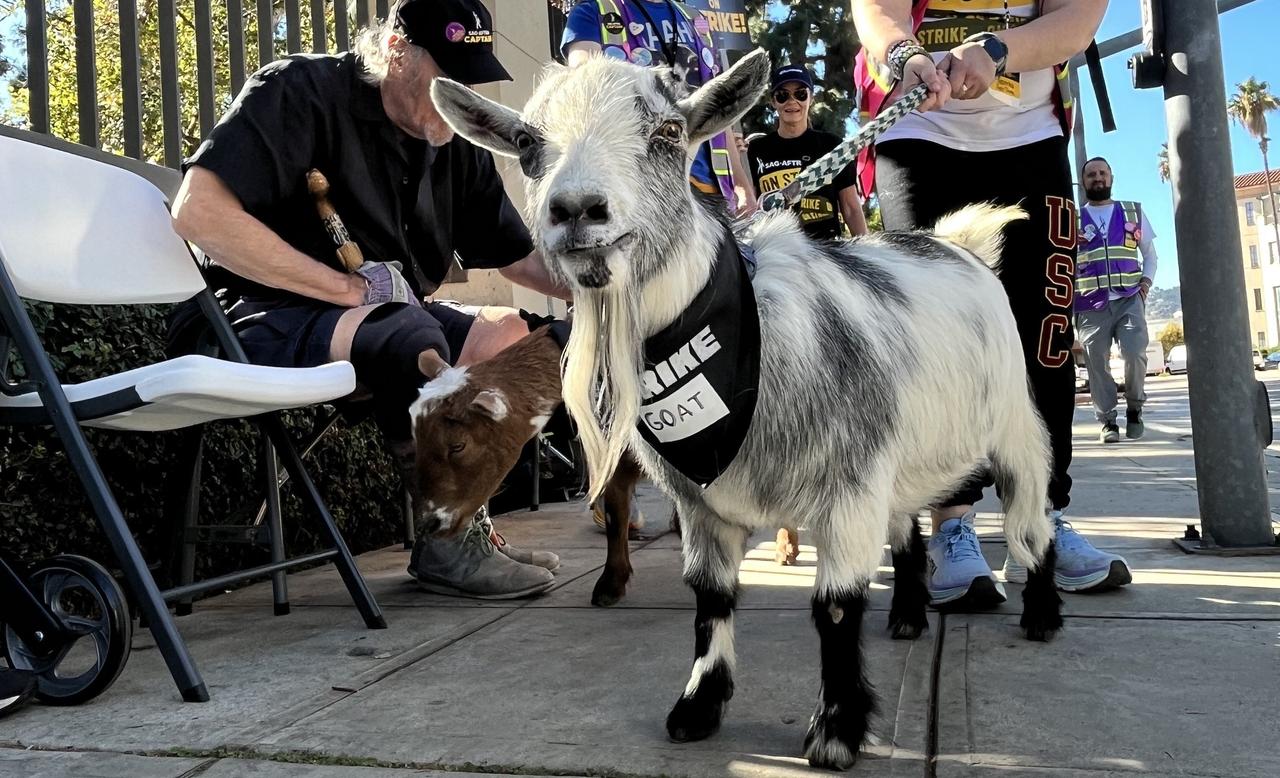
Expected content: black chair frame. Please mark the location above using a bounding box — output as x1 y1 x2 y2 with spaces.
0 266 386 703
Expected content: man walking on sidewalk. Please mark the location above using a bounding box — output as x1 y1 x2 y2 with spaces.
1076 157 1159 443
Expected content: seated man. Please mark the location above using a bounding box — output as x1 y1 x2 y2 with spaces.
170 0 565 599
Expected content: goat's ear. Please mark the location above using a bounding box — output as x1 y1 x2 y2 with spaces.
431 78 526 158
418 349 449 380
677 49 771 146
471 389 510 421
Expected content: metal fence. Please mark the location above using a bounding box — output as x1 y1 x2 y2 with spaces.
9 0 390 168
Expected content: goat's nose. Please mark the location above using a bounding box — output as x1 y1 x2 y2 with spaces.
548 192 610 227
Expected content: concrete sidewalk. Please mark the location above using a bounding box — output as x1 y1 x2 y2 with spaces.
2 374 1278 777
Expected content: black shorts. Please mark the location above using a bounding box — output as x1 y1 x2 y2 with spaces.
227 297 478 369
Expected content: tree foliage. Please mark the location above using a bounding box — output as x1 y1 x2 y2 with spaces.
1157 142 1169 184
1157 320 1184 358
1228 76 1280 155
741 0 859 136
1 0 342 162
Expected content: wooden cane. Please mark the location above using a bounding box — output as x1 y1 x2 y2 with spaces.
306 169 364 272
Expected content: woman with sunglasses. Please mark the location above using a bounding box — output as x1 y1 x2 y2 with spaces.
746 65 868 240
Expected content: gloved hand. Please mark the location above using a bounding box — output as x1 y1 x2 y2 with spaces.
356 261 420 307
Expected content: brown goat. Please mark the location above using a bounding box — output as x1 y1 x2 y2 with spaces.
410 327 642 606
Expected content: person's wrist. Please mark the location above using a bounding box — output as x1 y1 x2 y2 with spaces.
885 39 929 82
345 274 368 306
963 32 1007 76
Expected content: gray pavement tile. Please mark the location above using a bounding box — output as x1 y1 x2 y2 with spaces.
199 757 578 777
254 607 938 777
203 486 675 612
953 532 1280 620
530 541 901 613
935 616 1280 777
0 748 205 778
935 763 1217 777
2 605 511 754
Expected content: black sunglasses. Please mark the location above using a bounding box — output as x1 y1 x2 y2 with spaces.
772 87 810 104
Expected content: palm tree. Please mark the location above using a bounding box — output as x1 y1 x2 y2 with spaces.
1228 77 1280 248
1157 143 1170 183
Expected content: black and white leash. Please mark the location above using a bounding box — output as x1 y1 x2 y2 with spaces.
759 84 930 213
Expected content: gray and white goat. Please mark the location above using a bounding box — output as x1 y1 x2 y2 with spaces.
432 50 1062 770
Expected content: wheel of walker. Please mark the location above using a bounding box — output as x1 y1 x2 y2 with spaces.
1 555 132 705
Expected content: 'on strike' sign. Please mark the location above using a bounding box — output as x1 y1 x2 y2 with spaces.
686 0 753 52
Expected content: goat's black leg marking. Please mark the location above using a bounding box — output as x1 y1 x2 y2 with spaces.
666 586 737 742
888 519 929 640
1020 540 1063 641
666 516 745 744
804 587 875 770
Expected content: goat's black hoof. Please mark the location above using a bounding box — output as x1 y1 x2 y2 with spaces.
803 702 866 770
1020 610 1063 642
590 572 628 607
666 687 729 743
1020 585 1064 641
887 610 928 640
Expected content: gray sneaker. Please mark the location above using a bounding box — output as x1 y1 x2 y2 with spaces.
408 513 555 599
1126 409 1144 439
473 506 561 572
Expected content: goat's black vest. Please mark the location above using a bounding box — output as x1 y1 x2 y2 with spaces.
637 229 760 487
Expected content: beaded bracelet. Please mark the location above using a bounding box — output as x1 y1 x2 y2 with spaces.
886 39 930 82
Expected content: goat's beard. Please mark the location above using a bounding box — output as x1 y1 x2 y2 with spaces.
561 285 645 501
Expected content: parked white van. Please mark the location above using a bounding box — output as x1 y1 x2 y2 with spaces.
1166 344 1188 374
1108 342 1167 386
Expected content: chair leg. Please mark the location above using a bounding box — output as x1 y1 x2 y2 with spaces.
530 436 541 512
53 417 209 701
402 489 415 550
263 440 290 616
176 430 204 618
258 414 386 629
2 268 206 701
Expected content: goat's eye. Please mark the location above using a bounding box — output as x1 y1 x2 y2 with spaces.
653 120 684 144
515 131 536 152
448 442 466 455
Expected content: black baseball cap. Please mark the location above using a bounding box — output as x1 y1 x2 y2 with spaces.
770 64 814 90
394 0 512 84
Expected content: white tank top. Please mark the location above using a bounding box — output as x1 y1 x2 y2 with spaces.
878 0 1063 152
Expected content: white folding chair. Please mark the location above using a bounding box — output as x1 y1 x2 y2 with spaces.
0 134 385 702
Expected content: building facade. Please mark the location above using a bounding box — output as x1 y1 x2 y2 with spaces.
440 1 568 318
1234 169 1280 349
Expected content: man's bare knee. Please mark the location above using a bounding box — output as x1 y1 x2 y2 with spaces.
329 304 385 363
457 306 531 365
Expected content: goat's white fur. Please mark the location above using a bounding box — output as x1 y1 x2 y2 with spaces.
408 366 469 434
433 51 1056 763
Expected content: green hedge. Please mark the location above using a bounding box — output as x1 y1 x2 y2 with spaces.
0 301 403 582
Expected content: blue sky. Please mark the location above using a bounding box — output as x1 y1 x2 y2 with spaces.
1076 0 1279 290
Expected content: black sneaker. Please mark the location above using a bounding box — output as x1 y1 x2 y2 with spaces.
1100 422 1120 444
1126 410 1144 439
0 669 37 719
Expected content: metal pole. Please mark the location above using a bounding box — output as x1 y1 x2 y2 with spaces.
1163 0 1274 547
1070 74 1088 207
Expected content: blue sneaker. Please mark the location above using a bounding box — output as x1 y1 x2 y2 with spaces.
1003 512 1133 592
927 514 1007 609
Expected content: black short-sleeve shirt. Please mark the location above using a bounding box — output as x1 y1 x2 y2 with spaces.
187 52 533 299
746 129 857 240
